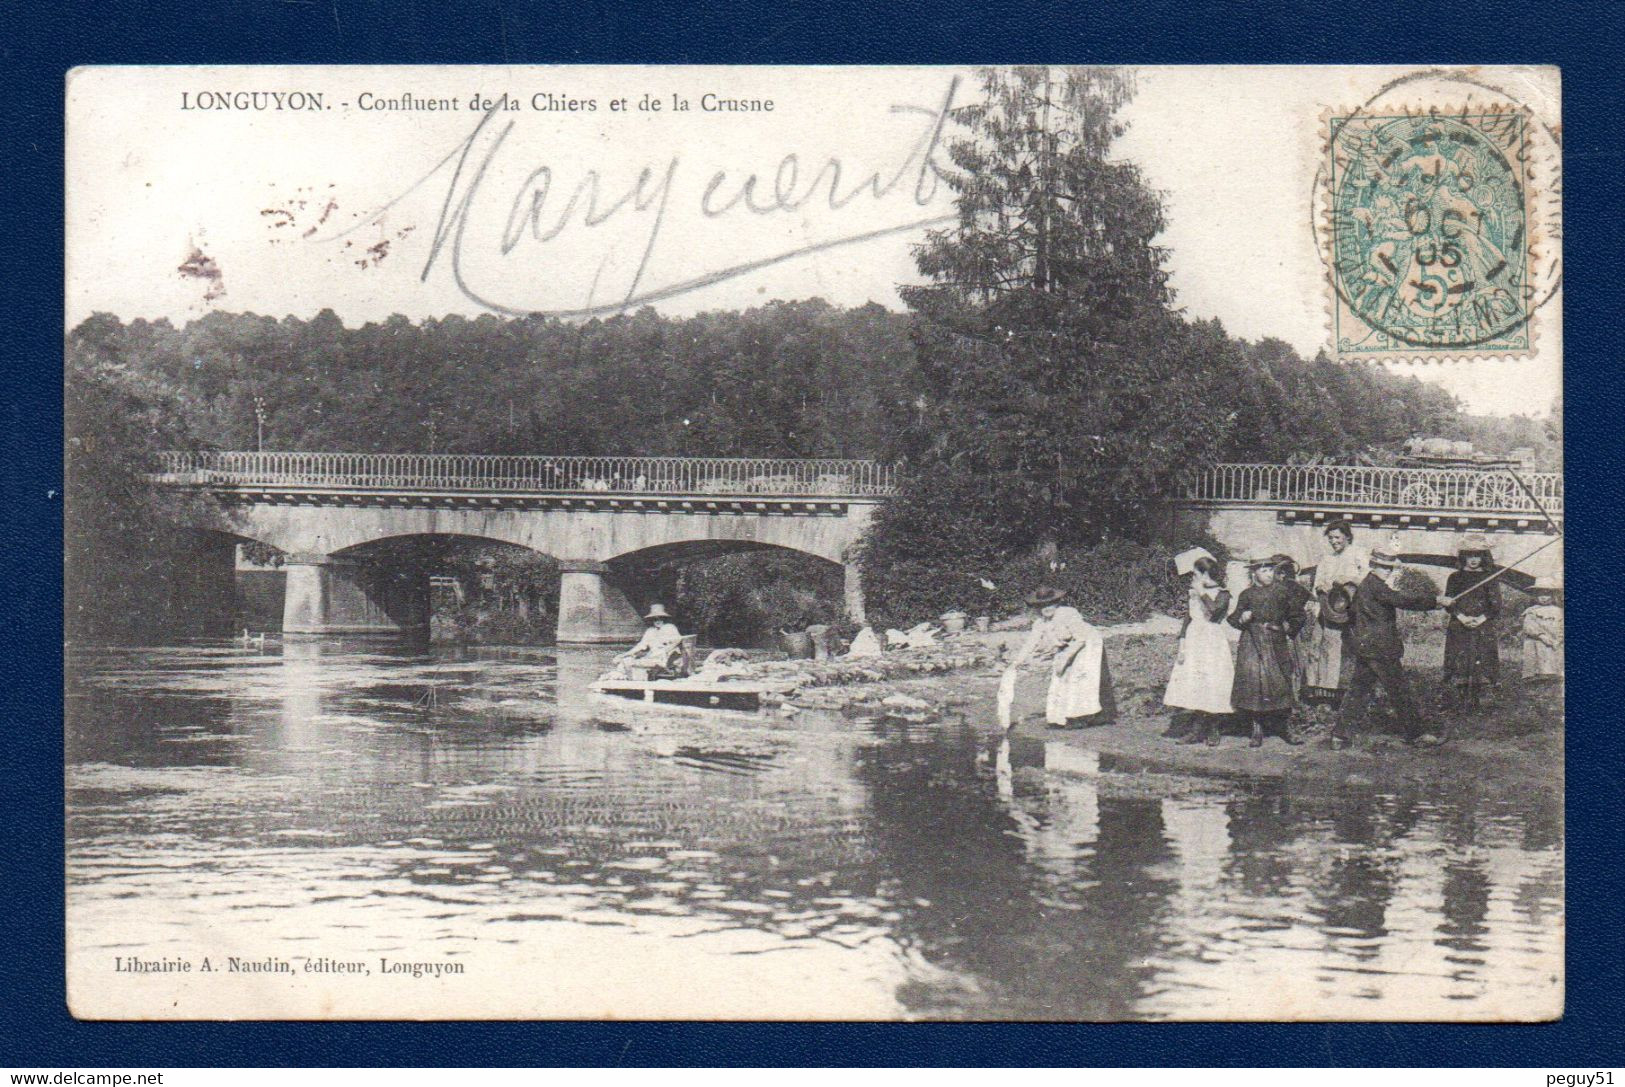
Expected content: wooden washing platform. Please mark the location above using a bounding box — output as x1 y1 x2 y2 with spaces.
589 678 773 714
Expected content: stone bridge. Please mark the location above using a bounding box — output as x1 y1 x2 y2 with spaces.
1174 462 1564 585
154 451 895 643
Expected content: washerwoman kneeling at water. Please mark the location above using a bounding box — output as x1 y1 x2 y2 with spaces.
1002 586 1116 729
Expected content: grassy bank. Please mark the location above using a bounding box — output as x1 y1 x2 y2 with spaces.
746 623 1562 794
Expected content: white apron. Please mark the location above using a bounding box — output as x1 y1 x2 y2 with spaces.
1047 636 1105 723
1040 607 1105 723
1013 606 1107 724
1302 545 1368 691
1164 582 1235 714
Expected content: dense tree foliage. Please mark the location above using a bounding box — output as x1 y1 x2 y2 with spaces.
103 300 916 459
65 318 230 639
858 66 1496 623
70 303 1472 473
895 67 1191 546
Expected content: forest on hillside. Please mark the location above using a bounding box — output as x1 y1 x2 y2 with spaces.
69 301 1510 469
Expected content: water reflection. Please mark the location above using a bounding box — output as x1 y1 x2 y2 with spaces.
66 642 1561 1020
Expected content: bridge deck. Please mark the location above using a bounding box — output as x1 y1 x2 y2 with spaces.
1184 462 1562 520
157 451 897 499
154 454 1563 521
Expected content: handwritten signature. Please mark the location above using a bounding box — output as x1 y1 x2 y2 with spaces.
343 78 960 317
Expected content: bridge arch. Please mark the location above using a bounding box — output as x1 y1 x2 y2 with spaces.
601 537 839 569
200 505 866 566
149 451 886 640
606 538 864 636
329 530 559 562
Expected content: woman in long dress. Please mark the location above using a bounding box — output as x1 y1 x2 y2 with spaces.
1300 520 1368 705
1004 586 1115 729
1228 556 1308 747
1163 552 1234 745
1442 535 1501 708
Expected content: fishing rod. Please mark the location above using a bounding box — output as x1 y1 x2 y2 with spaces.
1441 533 1561 603
1504 464 1564 538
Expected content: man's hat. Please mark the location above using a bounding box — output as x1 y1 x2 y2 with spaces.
1457 533 1493 557
643 603 673 621
1173 547 1215 576
1323 583 1355 625
1369 548 1401 568
1269 552 1298 569
1026 586 1068 607
1532 576 1563 593
1242 553 1276 569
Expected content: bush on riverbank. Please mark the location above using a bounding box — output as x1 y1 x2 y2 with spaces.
427 544 558 644
661 551 845 648
859 529 1229 631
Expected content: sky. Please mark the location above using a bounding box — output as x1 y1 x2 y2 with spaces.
66 65 1560 417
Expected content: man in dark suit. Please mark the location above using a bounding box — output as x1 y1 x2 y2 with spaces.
1331 548 1447 749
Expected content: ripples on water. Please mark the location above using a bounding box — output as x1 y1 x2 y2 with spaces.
65 641 1562 1020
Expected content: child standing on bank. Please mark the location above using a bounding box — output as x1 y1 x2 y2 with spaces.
1521 577 1564 683
1227 554 1307 747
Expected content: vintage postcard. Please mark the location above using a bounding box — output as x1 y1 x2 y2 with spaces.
65 65 1562 1021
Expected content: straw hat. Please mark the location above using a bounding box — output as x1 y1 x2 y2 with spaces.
1369 548 1401 569
1457 533 1493 557
1026 586 1068 607
643 603 673 621
1532 576 1562 593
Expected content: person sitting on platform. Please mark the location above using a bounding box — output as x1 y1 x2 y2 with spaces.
608 604 685 680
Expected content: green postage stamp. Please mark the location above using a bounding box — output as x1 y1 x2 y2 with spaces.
1319 71 1560 362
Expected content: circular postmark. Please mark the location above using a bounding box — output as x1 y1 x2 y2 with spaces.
1313 69 1561 360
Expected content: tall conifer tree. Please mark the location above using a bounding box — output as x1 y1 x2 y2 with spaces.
898 66 1193 546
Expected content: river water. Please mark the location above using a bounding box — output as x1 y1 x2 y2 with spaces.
66 641 1562 1020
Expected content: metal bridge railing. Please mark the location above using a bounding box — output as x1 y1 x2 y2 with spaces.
1187 463 1562 516
155 451 898 498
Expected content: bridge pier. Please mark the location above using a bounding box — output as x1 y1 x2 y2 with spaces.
282 553 430 637
555 560 646 645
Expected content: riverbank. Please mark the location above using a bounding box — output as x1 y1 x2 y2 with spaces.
750 622 1563 796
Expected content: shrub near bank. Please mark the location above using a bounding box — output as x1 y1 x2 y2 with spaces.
860 532 1226 630
988 538 1206 624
